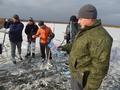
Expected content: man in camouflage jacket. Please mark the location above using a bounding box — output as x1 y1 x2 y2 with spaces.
60 4 113 90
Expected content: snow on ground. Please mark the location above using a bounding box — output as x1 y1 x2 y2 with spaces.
0 22 120 90
100 27 120 90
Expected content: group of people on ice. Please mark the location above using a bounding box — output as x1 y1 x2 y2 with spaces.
4 15 55 64
1 4 113 90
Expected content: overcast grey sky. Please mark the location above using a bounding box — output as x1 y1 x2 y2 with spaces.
0 0 120 25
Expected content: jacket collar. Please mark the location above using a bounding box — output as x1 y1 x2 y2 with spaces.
74 19 101 40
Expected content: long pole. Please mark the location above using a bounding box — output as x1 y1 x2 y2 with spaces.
69 21 72 43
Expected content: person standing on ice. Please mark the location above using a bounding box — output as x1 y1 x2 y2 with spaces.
64 15 79 44
58 4 113 90
32 21 54 62
25 17 38 58
5 14 24 64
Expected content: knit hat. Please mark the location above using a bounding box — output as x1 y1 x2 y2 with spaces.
12 14 19 20
78 4 97 19
70 15 78 22
38 21 44 26
28 17 34 22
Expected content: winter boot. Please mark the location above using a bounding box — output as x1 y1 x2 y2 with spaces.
41 58 45 62
32 53 35 58
19 55 23 60
49 56 52 60
20 57 23 60
13 61 17 64
25 53 30 58
12 58 16 64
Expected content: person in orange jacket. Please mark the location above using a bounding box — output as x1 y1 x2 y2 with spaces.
32 21 53 62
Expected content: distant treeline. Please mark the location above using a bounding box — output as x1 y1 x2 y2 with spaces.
22 19 120 28
21 19 68 24
103 24 120 28
1 17 120 28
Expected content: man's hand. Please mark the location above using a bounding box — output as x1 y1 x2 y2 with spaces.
32 35 36 38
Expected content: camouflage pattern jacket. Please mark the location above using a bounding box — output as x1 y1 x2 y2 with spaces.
62 20 113 79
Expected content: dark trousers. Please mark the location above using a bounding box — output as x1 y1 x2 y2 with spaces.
71 71 103 90
40 43 52 59
10 41 22 58
71 78 83 90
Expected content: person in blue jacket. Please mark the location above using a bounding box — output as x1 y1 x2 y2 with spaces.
6 14 24 64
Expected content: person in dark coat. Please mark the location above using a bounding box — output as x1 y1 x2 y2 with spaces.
8 14 24 64
64 15 79 44
25 17 38 58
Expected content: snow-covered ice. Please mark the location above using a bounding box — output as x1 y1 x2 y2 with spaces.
0 22 120 90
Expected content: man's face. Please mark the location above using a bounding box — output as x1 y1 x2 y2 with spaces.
12 18 17 23
40 25 45 28
28 21 33 25
78 18 94 28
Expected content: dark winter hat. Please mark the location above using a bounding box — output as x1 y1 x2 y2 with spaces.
78 4 97 19
38 21 44 26
70 15 78 22
28 17 34 22
12 14 19 20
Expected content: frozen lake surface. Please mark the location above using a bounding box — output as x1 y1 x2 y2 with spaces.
0 22 120 90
